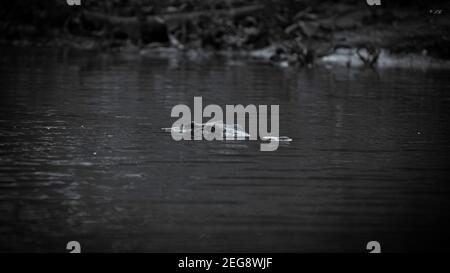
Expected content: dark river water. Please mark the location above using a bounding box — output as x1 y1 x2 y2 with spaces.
1 46 450 252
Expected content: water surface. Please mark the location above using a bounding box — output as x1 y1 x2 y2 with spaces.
1 46 450 252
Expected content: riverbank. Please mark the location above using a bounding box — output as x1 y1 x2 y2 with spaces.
1 1 449 68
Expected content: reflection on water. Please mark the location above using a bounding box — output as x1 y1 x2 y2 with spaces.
0 46 450 252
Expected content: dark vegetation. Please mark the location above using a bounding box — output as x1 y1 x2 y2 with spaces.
1 0 449 65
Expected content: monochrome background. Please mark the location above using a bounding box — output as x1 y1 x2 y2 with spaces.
0 0 449 252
